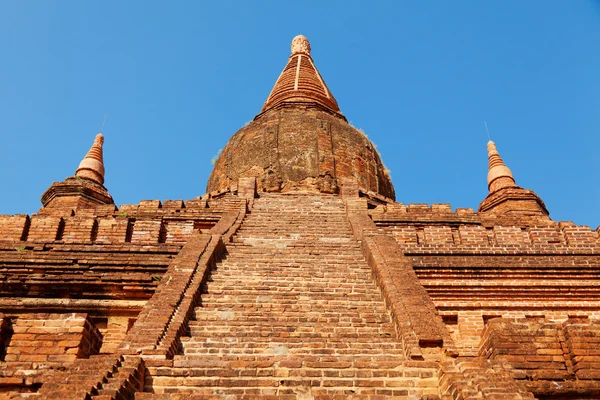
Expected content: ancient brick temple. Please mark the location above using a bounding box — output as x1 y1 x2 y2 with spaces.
0 35 599 399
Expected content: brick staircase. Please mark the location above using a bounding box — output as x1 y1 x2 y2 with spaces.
142 194 439 399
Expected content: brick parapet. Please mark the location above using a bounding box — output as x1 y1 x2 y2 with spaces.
0 213 220 246
372 202 598 233
378 221 599 253
0 195 242 247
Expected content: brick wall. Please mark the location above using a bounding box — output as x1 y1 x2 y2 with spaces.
4 313 102 363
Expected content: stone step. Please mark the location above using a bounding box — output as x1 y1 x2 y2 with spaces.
200 283 384 294
193 311 390 321
204 272 373 280
199 288 384 297
193 308 391 317
212 267 367 273
143 355 439 398
136 386 425 399
202 275 375 283
222 249 362 254
186 328 394 338
214 256 367 263
185 324 394 336
200 296 387 304
140 384 431 399
151 356 409 371
216 256 366 263
206 267 371 274
139 195 434 397
180 341 404 356
192 311 391 320
215 259 367 266
205 269 372 276
199 299 386 307
180 341 403 350
180 347 405 357
209 261 370 268
196 304 388 314
147 376 429 390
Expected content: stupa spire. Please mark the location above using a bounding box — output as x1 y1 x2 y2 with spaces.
260 35 341 116
479 139 549 218
486 140 516 192
40 132 113 213
75 133 106 185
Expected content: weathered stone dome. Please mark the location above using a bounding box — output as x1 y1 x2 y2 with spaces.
207 36 395 200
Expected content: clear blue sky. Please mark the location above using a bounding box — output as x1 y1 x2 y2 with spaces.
1 1 598 227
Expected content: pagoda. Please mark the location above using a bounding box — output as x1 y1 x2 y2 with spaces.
0 36 599 399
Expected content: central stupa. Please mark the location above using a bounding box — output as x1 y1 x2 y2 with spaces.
207 35 395 199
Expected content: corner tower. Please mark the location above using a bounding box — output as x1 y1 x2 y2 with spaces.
207 35 395 199
478 140 548 217
40 133 114 213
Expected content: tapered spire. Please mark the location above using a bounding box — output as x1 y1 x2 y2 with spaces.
40 132 113 213
75 133 106 185
487 140 516 192
479 140 548 218
260 35 341 116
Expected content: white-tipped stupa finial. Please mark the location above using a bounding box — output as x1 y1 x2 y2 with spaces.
291 35 311 55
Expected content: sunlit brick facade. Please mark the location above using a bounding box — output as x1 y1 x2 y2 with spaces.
0 36 598 399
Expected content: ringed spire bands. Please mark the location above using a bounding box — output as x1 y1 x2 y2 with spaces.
486 140 516 192
76 133 106 185
261 35 341 115
479 139 548 217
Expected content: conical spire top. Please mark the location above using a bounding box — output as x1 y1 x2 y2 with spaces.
261 35 341 115
75 133 106 185
486 140 516 192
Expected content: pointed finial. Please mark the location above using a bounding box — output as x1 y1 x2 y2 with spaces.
75 133 106 185
291 35 311 55
260 35 340 116
487 140 515 192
